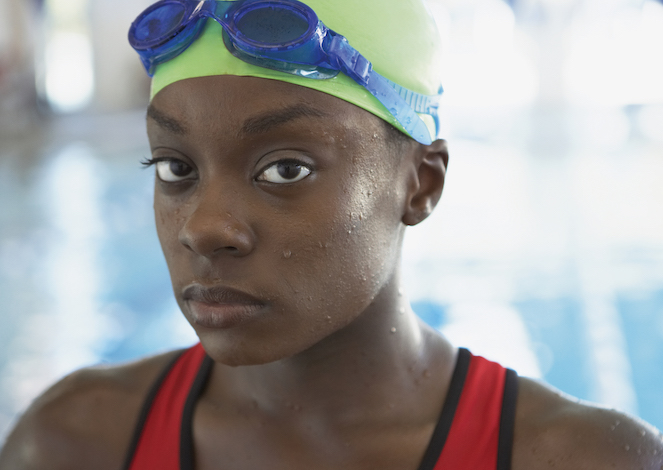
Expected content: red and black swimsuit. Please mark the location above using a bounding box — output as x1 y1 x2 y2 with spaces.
122 344 519 470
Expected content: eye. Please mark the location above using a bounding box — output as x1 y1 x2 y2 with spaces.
154 159 196 182
257 160 312 184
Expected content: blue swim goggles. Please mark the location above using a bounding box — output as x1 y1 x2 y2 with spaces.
129 0 442 144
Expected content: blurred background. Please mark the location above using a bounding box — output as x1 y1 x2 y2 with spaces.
1 0 662 444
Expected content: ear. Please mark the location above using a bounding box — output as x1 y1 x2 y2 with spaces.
402 139 449 226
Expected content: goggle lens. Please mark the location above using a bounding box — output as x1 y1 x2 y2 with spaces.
235 5 309 45
134 3 187 43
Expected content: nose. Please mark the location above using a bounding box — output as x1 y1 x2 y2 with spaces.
178 189 256 258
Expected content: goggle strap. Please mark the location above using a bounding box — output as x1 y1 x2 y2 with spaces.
327 35 371 85
385 78 441 116
367 69 433 145
329 35 436 143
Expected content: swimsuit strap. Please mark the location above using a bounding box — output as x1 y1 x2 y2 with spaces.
418 348 519 470
123 343 213 470
124 345 518 470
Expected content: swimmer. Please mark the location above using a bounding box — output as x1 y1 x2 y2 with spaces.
1 0 662 469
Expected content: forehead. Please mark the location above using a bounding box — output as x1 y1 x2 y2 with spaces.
148 75 386 141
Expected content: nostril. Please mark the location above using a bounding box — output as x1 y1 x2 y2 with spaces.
206 244 240 255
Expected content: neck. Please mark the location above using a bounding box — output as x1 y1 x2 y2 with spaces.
204 270 456 420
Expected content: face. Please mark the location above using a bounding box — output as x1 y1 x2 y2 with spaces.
147 76 417 366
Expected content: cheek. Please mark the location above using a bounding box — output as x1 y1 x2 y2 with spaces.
276 171 403 320
154 191 189 266
338 161 404 265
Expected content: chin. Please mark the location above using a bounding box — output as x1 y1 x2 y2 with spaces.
197 331 308 367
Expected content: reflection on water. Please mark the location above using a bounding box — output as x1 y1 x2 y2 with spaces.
1 106 662 444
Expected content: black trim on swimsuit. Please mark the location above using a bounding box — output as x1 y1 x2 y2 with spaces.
416 348 472 470
125 346 516 470
496 368 519 470
121 349 188 470
181 355 214 470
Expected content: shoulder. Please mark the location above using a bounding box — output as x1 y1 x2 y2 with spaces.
512 376 663 470
0 349 185 470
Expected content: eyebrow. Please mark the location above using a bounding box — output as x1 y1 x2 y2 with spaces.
240 104 328 136
146 102 328 136
147 104 187 135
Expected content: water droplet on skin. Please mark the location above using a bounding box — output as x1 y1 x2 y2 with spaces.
625 445 630 451
640 430 646 437
282 250 292 259
390 327 397 333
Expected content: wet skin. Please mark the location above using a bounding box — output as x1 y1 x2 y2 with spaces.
149 76 437 368
1 76 663 470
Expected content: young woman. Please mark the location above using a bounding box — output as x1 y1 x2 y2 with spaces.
1 0 662 469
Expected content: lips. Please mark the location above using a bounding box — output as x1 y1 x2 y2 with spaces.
182 284 266 329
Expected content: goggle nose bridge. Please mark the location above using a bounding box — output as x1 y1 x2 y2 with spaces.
190 1 206 19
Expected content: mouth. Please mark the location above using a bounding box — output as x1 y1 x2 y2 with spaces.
182 284 266 329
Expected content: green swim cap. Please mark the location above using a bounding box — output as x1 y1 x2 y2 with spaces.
151 0 443 141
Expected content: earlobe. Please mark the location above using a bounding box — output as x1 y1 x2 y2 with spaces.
402 139 448 226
